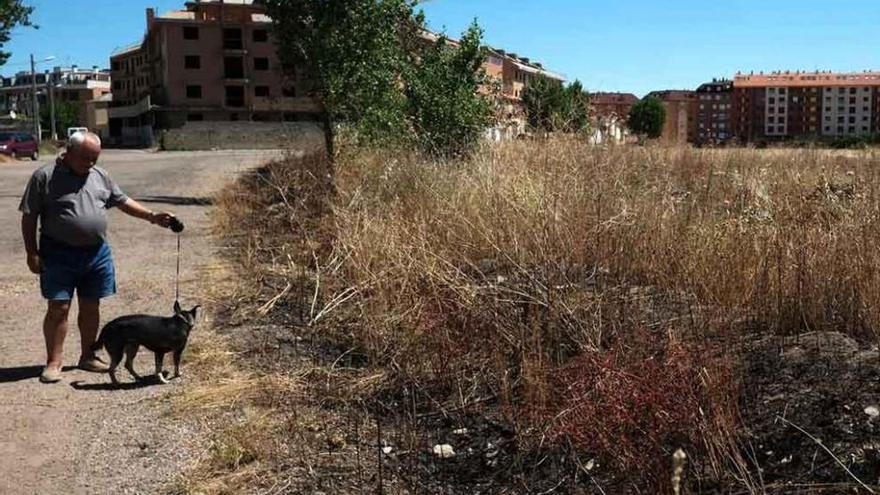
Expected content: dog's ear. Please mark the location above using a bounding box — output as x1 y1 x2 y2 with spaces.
174 301 182 314
190 305 201 321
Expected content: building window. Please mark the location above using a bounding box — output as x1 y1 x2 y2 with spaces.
253 29 268 42
255 86 270 97
226 86 245 107
187 113 204 122
282 86 296 97
254 57 270 71
113 81 122 90
768 116 775 123
224 57 245 79
185 55 201 69
223 28 243 50
849 126 856 133
111 61 121 71
850 97 857 105
183 26 199 40
186 85 202 99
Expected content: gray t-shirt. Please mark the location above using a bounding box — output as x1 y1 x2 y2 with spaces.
19 159 128 247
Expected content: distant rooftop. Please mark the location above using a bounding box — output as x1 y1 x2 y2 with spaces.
591 92 639 104
112 42 143 56
734 70 880 88
645 90 696 101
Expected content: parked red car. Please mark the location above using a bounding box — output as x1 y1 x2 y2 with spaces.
0 132 39 160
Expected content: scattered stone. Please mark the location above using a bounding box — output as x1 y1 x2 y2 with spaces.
327 434 346 450
865 406 880 419
433 444 456 459
382 446 393 455
453 428 468 435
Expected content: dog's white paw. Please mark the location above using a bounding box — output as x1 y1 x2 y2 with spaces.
157 372 170 384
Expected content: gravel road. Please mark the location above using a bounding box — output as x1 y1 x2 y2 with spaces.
0 149 282 495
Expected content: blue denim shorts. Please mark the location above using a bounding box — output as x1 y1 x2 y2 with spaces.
39 236 117 301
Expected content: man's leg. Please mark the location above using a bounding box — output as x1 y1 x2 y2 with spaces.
78 297 100 360
43 300 71 372
76 242 114 372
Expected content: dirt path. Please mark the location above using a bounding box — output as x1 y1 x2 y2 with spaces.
0 150 281 495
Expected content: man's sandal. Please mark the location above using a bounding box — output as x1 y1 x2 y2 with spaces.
78 356 110 373
39 366 62 383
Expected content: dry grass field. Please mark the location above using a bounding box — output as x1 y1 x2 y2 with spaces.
178 141 880 494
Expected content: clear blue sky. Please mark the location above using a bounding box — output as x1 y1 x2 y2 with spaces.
4 0 880 96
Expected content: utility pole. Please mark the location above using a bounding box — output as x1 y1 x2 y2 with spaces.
30 53 40 143
47 76 57 141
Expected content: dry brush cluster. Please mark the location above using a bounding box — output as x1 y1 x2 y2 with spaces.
206 141 880 492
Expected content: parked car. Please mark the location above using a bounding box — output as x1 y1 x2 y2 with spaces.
67 127 88 138
0 132 39 161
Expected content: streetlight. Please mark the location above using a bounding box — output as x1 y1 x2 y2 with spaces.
29 54 55 144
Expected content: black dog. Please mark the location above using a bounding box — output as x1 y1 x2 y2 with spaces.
91 302 200 385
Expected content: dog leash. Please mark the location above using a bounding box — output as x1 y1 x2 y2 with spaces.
169 217 185 304
175 233 181 304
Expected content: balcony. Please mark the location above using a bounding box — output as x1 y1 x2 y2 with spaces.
223 28 246 53
223 57 246 81
252 96 320 113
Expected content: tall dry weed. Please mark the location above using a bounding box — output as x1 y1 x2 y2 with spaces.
214 140 880 491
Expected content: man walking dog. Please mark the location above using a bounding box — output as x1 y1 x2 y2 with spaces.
19 131 175 383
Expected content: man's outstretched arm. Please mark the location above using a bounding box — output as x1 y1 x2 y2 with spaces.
117 198 175 228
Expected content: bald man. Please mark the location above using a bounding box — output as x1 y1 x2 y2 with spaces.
20 132 175 383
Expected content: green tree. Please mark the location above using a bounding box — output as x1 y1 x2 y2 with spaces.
628 96 666 139
522 78 591 134
405 21 492 157
40 101 79 137
0 1 35 67
262 0 422 160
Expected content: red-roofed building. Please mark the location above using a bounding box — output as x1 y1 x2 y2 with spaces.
590 92 639 120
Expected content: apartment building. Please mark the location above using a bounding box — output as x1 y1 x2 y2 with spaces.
694 79 733 145
590 92 639 119
109 0 317 145
489 48 565 137
0 66 111 133
644 90 697 145
732 71 880 142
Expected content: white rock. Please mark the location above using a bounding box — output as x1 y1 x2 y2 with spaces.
433 444 456 459
382 446 393 455
453 428 468 435
865 406 880 419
